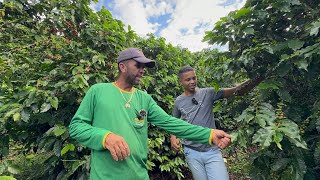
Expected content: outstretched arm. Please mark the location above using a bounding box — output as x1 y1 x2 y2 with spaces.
223 76 264 98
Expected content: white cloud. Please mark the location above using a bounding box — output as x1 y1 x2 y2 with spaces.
160 0 245 52
93 0 245 52
111 0 159 35
143 0 176 17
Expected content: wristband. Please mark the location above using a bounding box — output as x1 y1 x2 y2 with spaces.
102 132 112 149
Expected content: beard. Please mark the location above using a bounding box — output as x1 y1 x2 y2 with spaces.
125 73 139 85
124 64 143 86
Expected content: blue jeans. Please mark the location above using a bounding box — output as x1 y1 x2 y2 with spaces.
184 146 229 180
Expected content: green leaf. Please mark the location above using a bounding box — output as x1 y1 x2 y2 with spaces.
53 126 66 137
278 120 308 149
292 156 307 179
275 62 291 77
53 140 62 156
257 103 276 123
288 39 304 51
288 138 308 149
272 158 290 171
13 112 21 121
278 120 299 137
232 8 251 19
277 89 292 103
235 110 246 122
213 101 221 112
26 154 35 159
310 26 319 36
310 21 320 36
40 103 51 113
255 114 267 128
4 108 20 119
244 27 254 34
245 113 255 123
49 97 59 110
290 0 301 5
294 59 308 71
7 164 20 174
0 176 17 180
21 110 30 122
61 144 75 156
253 126 275 148
65 160 86 178
273 131 283 150
230 132 238 143
92 55 99 63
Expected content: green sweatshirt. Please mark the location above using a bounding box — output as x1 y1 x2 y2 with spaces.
69 83 213 180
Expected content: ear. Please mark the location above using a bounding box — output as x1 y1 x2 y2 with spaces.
119 63 127 73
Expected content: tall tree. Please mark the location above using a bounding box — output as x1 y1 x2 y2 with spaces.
204 0 320 179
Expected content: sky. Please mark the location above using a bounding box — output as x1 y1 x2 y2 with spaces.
90 0 246 52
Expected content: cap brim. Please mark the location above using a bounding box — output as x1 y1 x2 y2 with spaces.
133 57 156 68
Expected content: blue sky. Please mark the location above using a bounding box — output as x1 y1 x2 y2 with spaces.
90 0 245 52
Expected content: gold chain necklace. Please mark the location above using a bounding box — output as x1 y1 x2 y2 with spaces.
114 82 135 108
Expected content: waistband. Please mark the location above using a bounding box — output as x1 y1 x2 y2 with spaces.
183 145 213 152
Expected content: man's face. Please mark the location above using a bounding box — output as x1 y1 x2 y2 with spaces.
179 70 197 93
120 60 145 85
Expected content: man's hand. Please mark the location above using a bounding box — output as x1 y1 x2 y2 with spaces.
104 133 130 161
170 135 181 152
211 129 231 149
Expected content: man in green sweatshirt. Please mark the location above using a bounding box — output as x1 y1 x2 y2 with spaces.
69 48 231 180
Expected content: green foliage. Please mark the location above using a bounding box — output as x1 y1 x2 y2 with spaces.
225 147 251 179
0 0 135 179
0 1 200 179
2 0 319 179
204 0 320 179
1 152 52 180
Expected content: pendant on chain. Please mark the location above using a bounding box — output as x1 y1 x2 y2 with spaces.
125 103 130 108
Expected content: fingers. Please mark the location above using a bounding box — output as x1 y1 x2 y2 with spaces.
105 133 130 161
113 143 127 161
170 137 181 152
222 132 232 139
171 142 181 152
109 147 119 161
122 141 130 157
211 129 232 149
217 137 231 149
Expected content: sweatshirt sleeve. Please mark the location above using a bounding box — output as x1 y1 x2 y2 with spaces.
147 96 212 145
69 86 110 151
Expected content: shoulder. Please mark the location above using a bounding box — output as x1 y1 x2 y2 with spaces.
201 87 224 94
175 94 184 101
90 83 112 90
174 94 186 105
135 88 148 94
197 87 213 94
135 88 152 98
88 83 113 93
